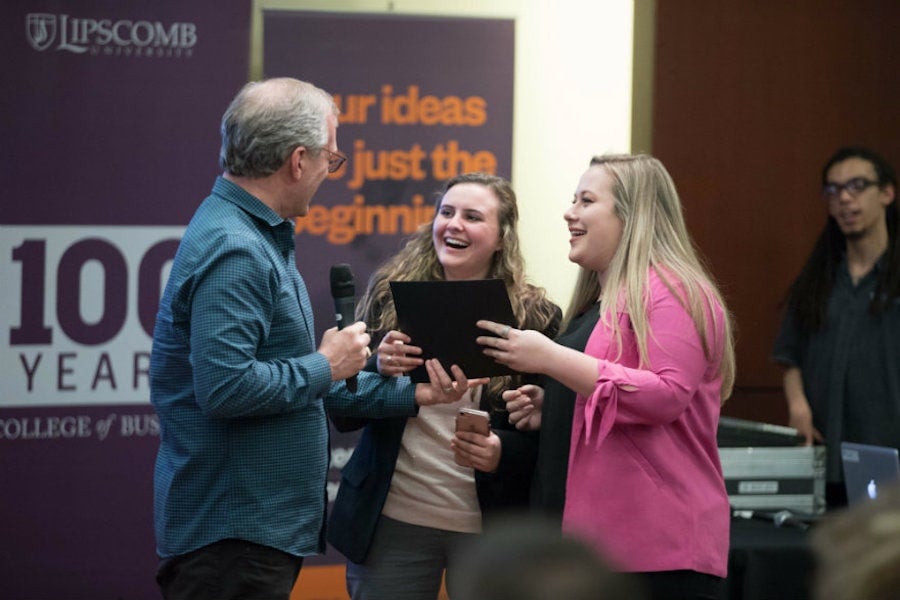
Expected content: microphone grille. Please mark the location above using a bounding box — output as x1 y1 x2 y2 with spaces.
329 263 355 298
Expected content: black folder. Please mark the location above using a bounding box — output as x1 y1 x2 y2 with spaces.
389 279 516 383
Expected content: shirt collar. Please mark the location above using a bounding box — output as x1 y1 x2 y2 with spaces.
212 175 292 229
212 176 296 254
837 251 888 287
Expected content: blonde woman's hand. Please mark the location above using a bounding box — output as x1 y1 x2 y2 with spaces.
476 320 555 375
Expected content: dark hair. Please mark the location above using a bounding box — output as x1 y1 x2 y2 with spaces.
821 146 897 190
785 146 899 332
449 514 648 600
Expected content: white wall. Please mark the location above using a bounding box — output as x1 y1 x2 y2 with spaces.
253 0 634 311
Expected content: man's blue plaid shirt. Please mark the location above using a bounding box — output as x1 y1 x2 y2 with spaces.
151 176 418 558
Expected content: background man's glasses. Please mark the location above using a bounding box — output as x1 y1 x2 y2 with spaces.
321 148 348 173
822 177 879 200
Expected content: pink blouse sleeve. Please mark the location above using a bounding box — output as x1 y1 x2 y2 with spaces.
581 277 721 445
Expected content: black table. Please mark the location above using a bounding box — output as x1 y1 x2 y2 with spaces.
723 518 816 600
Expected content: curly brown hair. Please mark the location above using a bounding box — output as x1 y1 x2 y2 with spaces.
357 172 559 404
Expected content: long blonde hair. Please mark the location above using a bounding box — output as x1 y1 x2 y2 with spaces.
565 155 735 401
358 172 559 401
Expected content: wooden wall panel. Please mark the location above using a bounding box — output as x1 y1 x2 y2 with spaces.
650 0 900 423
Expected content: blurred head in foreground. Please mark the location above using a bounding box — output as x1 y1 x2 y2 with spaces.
449 514 647 600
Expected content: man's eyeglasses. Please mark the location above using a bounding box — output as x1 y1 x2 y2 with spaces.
321 148 348 174
822 177 879 200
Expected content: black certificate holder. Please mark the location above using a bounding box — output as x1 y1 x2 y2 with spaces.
389 279 516 383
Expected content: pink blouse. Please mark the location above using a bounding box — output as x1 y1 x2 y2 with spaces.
563 268 730 577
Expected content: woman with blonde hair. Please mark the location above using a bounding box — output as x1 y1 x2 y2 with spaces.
479 154 735 600
328 172 560 599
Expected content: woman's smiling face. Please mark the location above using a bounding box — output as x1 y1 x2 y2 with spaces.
432 182 502 281
564 165 624 275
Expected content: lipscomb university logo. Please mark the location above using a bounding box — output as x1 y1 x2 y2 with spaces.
23 12 197 57
26 13 56 52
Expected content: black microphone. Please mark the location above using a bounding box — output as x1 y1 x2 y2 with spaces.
329 263 358 393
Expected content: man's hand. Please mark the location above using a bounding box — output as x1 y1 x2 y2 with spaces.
787 398 823 445
319 322 371 382
783 366 823 445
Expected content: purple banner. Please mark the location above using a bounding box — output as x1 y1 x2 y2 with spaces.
263 11 515 567
263 9 514 379
0 1 251 598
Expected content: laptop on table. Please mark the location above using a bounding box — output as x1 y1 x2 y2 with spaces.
840 442 900 506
